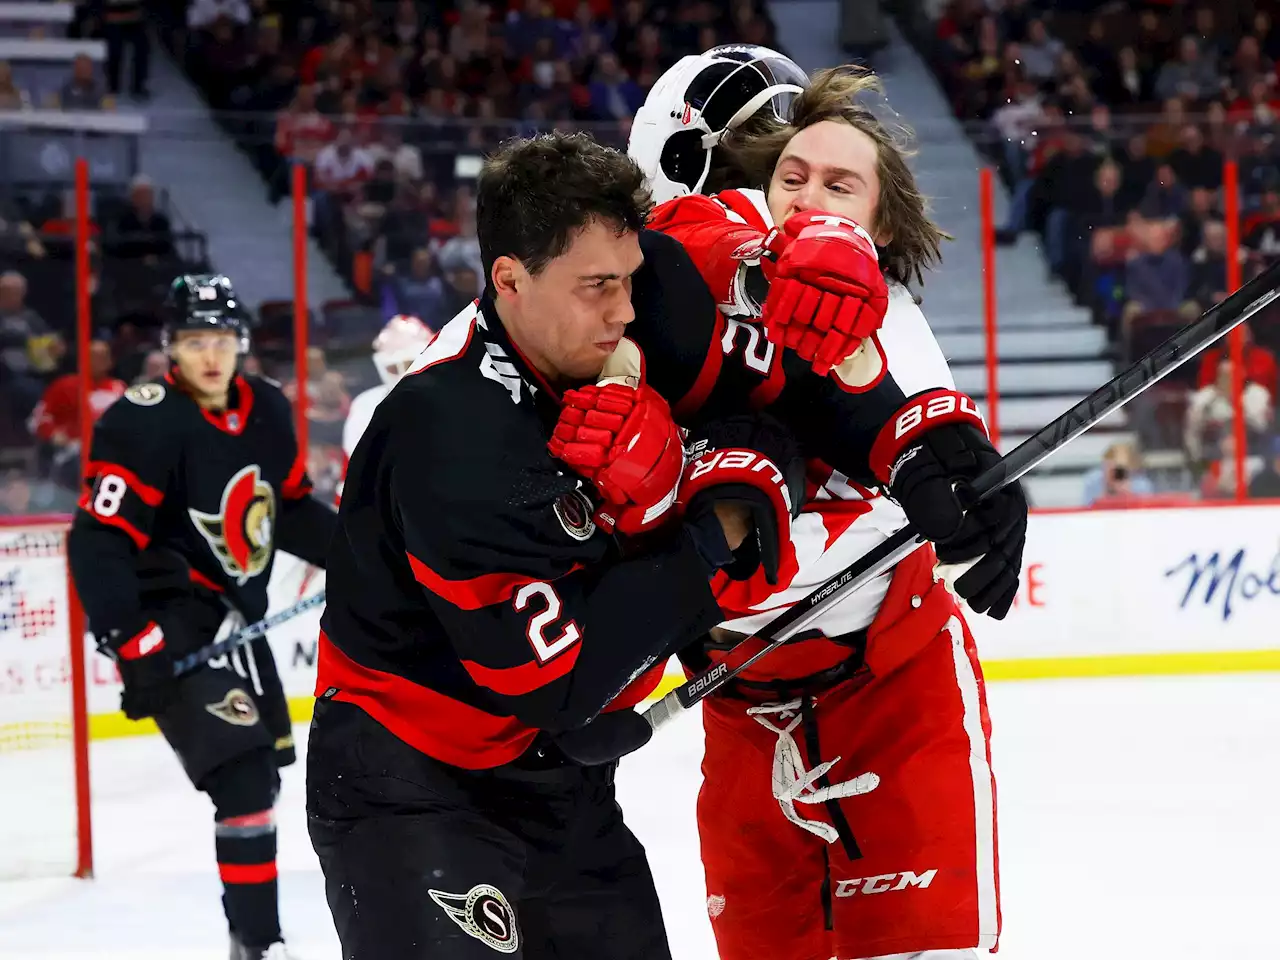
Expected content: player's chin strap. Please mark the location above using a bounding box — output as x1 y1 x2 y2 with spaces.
747 697 880 845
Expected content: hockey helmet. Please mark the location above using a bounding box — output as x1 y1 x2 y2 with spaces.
628 45 809 205
372 314 434 386
162 274 251 354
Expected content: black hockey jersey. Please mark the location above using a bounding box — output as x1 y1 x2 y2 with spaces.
316 293 727 770
68 374 335 650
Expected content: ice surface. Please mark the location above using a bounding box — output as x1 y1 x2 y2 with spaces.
2 675 1277 959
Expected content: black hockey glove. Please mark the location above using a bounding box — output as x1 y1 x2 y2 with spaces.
679 413 806 585
105 621 180 720
869 389 1027 620
553 709 655 766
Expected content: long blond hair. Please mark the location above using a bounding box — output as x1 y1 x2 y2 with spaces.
713 65 949 287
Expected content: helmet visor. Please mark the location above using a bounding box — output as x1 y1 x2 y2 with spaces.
687 49 809 133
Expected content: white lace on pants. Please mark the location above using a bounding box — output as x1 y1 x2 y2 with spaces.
746 698 880 844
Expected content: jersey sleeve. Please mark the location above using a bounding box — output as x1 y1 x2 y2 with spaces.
647 193 770 314
391 397 723 733
766 288 958 485
648 190 960 486
67 394 181 641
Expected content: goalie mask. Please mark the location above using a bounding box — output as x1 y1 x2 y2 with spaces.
162 273 251 354
372 314 434 386
628 45 809 205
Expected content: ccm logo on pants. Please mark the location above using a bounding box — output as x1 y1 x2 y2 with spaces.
834 869 938 897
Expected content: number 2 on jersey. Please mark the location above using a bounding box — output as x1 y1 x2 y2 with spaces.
514 582 581 663
722 317 775 375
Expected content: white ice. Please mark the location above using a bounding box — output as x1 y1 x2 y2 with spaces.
2 674 1278 959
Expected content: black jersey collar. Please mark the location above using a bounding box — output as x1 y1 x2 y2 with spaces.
477 292 564 405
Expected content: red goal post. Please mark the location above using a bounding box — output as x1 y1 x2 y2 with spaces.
0 514 93 879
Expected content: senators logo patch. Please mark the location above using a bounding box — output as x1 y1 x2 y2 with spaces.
554 489 596 541
125 382 166 406
189 464 276 585
205 688 260 726
428 883 519 954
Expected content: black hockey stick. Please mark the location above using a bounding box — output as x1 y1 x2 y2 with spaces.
172 591 326 677
629 259 1280 734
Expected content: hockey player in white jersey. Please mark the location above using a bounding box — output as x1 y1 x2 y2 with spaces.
342 314 436 459
630 48 1028 960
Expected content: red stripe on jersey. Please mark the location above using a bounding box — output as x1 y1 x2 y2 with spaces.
748 351 786 408
76 499 150 549
406 551 584 611
85 461 164 505
460 641 581 696
673 310 727 419
315 632 537 769
189 567 224 593
281 445 312 500
218 861 277 884
808 498 875 550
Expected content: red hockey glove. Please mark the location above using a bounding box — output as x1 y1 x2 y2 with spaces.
868 389 1028 619
678 414 805 585
106 621 179 720
548 381 685 535
761 211 889 379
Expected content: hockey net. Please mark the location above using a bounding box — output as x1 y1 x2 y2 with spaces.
0 516 92 879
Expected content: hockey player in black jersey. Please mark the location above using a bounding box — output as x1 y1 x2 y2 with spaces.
67 275 336 960
307 134 808 959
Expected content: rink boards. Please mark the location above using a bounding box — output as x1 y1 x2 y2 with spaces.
13 502 1276 741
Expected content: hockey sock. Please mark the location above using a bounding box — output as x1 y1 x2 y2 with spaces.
215 809 281 947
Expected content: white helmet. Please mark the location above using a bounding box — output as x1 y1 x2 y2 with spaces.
372 314 434 386
628 44 808 205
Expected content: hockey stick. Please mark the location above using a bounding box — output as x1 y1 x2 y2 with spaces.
172 591 326 677
631 260 1280 734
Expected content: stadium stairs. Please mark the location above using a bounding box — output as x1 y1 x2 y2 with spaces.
127 44 349 326
770 0 1130 507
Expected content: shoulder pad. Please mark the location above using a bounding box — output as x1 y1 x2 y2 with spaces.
90 382 186 481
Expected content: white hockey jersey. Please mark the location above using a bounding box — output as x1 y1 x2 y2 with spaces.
343 384 392 460
660 188 957 639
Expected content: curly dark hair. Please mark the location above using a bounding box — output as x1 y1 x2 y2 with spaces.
477 132 654 283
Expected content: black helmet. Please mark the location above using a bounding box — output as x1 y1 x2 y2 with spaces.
162 274 250 353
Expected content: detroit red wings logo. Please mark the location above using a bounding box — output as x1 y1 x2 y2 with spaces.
189 464 276 585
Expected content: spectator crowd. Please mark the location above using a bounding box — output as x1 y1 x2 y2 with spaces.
925 0 1280 500
8 0 1280 511
3 0 782 514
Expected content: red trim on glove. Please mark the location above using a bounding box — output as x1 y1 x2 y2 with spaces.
117 622 166 661
679 447 796 525
868 389 989 484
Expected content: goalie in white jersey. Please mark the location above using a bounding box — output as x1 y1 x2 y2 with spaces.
630 49 1028 960
342 314 436 462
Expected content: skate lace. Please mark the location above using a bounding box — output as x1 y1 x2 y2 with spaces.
746 698 880 844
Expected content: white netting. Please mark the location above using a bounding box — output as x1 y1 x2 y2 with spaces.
0 520 83 879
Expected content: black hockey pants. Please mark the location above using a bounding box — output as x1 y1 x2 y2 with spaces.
306 699 672 959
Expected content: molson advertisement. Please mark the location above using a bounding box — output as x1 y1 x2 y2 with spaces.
4 503 1275 741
